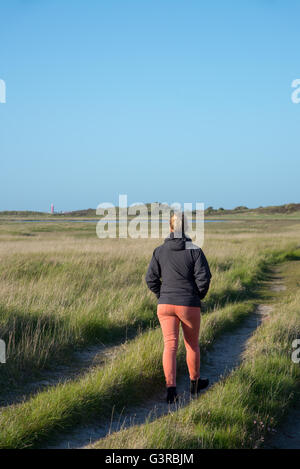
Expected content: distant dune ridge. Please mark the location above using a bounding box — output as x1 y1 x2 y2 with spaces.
0 203 300 218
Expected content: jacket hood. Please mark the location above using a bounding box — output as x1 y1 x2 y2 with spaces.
164 232 192 251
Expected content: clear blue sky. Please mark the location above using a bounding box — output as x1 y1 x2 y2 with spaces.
0 0 299 212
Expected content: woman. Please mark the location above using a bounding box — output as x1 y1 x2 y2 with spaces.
145 212 212 404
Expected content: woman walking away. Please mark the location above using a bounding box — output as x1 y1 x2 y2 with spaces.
145 212 212 404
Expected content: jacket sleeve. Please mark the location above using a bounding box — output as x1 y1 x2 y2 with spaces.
145 249 161 299
194 249 212 299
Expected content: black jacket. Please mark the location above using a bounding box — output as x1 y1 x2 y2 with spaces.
145 233 212 307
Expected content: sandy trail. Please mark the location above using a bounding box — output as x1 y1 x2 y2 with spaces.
264 405 300 449
44 303 272 449
0 342 120 408
264 272 300 449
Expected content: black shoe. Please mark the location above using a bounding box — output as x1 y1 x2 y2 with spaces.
190 378 209 395
166 387 178 404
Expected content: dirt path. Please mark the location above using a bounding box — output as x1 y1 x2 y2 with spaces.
2 263 298 450
264 405 300 449
0 342 120 408
44 303 272 449
263 265 300 449
269 270 287 292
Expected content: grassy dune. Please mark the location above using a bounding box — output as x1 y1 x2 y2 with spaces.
0 219 297 384
1 202 300 220
0 219 299 448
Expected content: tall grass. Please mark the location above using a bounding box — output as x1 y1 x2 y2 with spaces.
0 301 255 449
91 262 300 449
0 220 299 448
0 220 299 384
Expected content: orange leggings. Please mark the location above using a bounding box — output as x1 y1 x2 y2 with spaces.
157 304 201 387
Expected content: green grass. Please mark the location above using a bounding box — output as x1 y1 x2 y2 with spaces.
0 249 158 385
0 220 300 448
0 300 258 449
1 252 298 450
1 229 295 386
90 261 300 449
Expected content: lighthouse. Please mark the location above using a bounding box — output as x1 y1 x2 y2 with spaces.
50 203 54 214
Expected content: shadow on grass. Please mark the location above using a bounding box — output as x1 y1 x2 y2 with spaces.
0 301 159 393
1 249 299 406
203 250 300 313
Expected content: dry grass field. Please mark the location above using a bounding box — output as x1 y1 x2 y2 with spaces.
0 217 299 448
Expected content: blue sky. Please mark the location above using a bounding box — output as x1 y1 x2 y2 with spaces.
0 0 299 211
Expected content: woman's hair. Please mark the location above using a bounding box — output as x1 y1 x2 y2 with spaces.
170 211 189 237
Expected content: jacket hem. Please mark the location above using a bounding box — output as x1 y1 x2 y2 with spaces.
158 297 201 307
